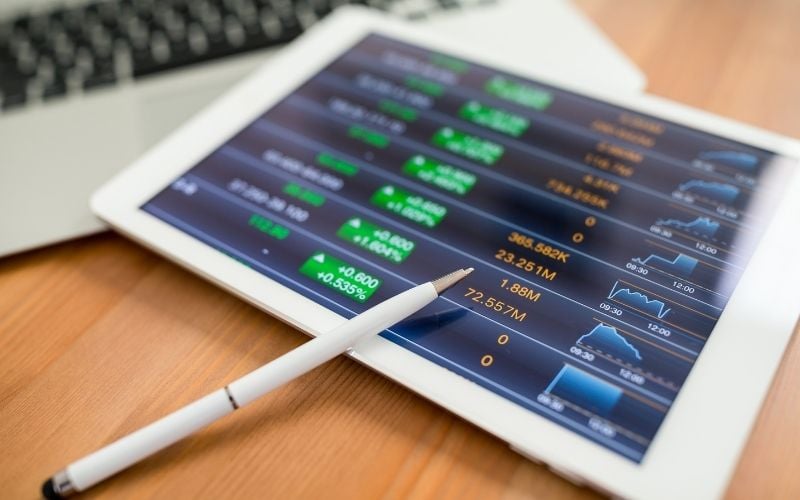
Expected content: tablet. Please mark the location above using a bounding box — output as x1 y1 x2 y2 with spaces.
91 7 800 499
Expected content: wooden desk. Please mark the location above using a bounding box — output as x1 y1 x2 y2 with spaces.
2 0 798 497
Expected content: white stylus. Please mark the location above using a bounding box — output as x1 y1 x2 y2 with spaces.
42 267 473 498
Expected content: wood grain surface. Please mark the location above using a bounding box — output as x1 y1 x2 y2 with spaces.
1 0 798 498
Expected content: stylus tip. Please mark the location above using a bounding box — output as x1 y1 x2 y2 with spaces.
42 478 62 500
432 267 474 295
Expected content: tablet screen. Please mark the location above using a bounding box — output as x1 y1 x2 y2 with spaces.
142 33 794 462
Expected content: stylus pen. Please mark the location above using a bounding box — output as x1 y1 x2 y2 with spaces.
42 267 473 498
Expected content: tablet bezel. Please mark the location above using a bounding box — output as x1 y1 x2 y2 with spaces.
91 7 800 499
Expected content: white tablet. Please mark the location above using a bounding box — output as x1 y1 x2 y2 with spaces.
91 7 800 499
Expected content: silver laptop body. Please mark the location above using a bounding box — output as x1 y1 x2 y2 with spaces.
0 0 645 256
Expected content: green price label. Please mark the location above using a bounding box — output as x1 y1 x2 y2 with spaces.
429 53 469 74
299 252 382 303
348 125 390 149
370 185 447 228
337 217 416 264
379 99 418 122
248 214 290 240
405 75 444 97
283 182 326 207
459 100 529 137
317 152 358 177
402 155 476 196
485 76 553 111
432 127 504 165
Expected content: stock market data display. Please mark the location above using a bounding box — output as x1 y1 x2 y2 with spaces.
143 34 796 462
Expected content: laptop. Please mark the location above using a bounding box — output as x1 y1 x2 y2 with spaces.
0 0 645 257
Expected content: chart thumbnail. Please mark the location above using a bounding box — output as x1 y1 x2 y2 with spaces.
578 323 642 363
546 365 622 416
697 150 759 170
608 281 671 319
633 253 698 277
655 216 720 238
677 179 739 204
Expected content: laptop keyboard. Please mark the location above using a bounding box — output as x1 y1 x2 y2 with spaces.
0 0 487 111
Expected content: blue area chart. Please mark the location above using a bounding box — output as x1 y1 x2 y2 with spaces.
608 281 671 319
546 365 623 416
578 324 642 363
656 216 720 238
678 179 740 204
698 150 759 170
633 253 698 276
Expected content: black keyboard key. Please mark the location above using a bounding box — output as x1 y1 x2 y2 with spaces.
61 9 86 36
185 22 210 54
15 50 38 78
97 2 121 30
149 30 172 62
276 13 301 35
89 27 115 59
172 1 191 16
131 52 161 77
366 0 393 10
12 15 30 32
42 77 68 100
308 0 335 16
83 71 116 89
1 79 27 110
133 2 155 24
205 34 239 59
234 0 261 20
52 33 76 67
259 8 284 39
167 39 194 65
83 56 116 89
239 20 269 48
0 20 14 49
222 16 246 47
132 43 188 77
27 15 51 43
